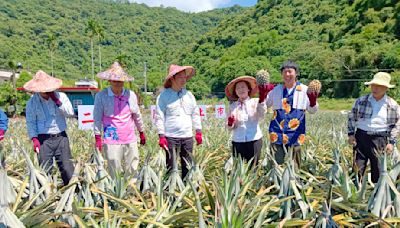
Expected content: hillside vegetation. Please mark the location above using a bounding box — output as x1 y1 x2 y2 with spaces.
1 0 399 99
0 0 242 91
181 0 400 98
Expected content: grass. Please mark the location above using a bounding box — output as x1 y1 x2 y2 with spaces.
317 97 355 111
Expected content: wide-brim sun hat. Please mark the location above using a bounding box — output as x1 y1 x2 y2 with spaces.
225 76 258 101
97 62 133 82
364 72 395 88
164 64 195 88
23 70 62 93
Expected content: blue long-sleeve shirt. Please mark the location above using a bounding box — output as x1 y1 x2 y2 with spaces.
0 108 8 131
26 92 74 139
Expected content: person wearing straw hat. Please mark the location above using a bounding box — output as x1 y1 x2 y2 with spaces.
24 70 75 185
93 62 146 178
225 76 269 167
348 72 400 183
0 108 8 142
266 60 319 167
155 64 202 179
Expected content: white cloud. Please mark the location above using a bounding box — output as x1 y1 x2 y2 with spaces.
131 0 231 12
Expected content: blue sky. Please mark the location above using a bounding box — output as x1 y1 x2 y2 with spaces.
132 0 258 12
220 0 258 7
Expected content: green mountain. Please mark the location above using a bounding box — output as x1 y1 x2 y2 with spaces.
181 0 400 98
1 0 400 99
0 0 243 89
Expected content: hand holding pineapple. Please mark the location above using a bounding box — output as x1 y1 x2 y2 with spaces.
256 69 274 103
307 80 321 107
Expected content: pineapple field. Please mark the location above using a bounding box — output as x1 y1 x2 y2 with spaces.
1 110 400 227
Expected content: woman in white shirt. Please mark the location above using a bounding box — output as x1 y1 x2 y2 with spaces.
225 76 268 166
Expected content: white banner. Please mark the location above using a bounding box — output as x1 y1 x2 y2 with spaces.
215 104 226 119
198 105 207 121
78 105 94 130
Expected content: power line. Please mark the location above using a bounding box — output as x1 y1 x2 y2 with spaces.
336 68 398 72
301 79 368 82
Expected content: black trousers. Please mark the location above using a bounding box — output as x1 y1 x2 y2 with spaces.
354 130 388 183
37 132 75 185
166 137 193 179
270 143 302 168
232 138 263 167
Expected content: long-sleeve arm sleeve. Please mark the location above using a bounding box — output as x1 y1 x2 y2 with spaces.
133 110 144 133
191 94 201 131
155 95 166 135
129 92 144 132
57 93 74 117
93 93 103 135
266 90 273 108
26 99 38 139
0 109 8 131
256 99 266 120
306 102 319 114
390 106 400 144
348 100 359 136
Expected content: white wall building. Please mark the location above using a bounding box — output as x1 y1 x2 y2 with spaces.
0 70 20 83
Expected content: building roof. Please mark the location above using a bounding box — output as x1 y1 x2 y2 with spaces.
58 87 100 92
0 70 20 80
17 86 100 93
74 79 98 88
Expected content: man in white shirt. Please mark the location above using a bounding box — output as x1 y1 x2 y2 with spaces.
25 70 75 185
266 60 319 167
155 64 202 179
348 72 400 183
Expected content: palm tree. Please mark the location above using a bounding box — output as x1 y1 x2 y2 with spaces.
85 19 97 80
95 22 105 72
46 33 57 76
115 53 130 68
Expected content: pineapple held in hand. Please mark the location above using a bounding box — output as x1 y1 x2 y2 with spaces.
256 69 272 103
256 69 270 85
307 80 321 94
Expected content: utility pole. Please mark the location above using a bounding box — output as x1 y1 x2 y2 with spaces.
144 61 147 93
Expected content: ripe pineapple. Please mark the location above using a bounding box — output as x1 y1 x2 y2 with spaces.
307 79 322 93
256 69 270 85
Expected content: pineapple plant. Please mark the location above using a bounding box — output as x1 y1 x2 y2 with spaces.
256 69 270 85
137 154 159 193
2 106 400 227
0 166 25 228
307 79 322 93
367 152 400 218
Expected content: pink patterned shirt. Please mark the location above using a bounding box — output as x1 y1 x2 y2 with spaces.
102 90 137 144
